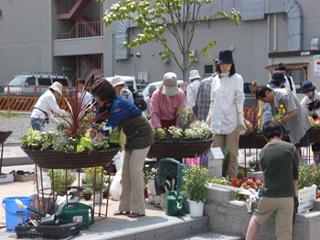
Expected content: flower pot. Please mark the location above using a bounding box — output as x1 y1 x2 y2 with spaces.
83 192 92 201
94 193 102 204
188 200 204 217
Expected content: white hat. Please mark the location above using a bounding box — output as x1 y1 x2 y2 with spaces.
108 76 125 87
162 72 179 97
49 81 63 96
189 70 200 81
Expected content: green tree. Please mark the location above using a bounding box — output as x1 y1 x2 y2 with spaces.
103 0 240 81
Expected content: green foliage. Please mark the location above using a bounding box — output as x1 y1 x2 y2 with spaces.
183 166 208 202
21 129 113 153
48 170 76 195
83 167 106 191
103 0 241 78
208 177 229 185
21 129 58 151
298 165 320 190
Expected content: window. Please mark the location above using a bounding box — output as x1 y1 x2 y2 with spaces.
53 78 68 86
0 10 3 20
287 69 306 93
25 77 36 86
38 78 51 86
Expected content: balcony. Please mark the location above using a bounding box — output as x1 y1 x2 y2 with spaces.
57 21 102 39
57 0 93 20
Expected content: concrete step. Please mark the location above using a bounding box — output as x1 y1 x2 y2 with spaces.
179 232 245 240
74 215 209 240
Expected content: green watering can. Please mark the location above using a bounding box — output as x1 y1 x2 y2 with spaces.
165 192 184 216
56 202 94 229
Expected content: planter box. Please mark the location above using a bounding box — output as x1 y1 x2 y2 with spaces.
14 173 35 182
148 139 212 159
0 172 14 184
205 184 320 240
23 148 119 169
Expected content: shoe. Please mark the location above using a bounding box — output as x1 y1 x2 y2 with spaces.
128 212 145 218
113 210 130 216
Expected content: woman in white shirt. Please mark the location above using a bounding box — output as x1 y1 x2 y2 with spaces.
206 50 245 177
31 81 67 131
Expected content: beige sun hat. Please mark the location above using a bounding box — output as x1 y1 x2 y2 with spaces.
162 72 179 97
49 81 63 96
189 70 200 81
108 76 125 87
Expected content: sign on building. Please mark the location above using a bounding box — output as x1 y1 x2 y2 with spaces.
313 55 320 76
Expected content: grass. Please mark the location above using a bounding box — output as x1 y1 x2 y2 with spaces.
0 111 21 118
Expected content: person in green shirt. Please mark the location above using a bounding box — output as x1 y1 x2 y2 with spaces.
246 120 299 240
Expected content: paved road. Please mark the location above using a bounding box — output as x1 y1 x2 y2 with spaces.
0 112 57 145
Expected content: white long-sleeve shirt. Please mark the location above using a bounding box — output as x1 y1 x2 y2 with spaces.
285 76 297 96
31 90 67 119
186 79 201 109
208 73 244 135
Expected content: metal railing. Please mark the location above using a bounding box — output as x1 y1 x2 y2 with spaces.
58 0 77 15
57 21 102 39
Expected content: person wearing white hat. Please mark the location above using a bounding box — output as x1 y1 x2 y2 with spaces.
108 76 134 103
186 69 201 109
150 72 186 128
31 81 68 131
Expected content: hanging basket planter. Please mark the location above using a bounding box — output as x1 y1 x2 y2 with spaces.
0 131 12 144
23 148 119 169
147 138 212 159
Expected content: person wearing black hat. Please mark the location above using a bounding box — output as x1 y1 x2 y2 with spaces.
300 80 320 119
275 63 296 96
206 49 245 177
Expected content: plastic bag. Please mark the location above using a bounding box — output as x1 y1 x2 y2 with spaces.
110 169 122 201
110 151 124 200
113 151 124 171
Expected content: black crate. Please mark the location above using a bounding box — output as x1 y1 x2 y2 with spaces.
16 223 80 239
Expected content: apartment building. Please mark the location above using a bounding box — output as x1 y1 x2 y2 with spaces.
1 0 320 92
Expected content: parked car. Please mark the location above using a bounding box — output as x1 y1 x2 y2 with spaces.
3 73 71 96
104 75 137 93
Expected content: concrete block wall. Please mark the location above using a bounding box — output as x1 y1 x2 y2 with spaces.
205 184 320 240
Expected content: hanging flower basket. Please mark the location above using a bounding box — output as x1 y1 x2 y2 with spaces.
147 138 212 159
0 131 12 144
309 127 320 143
23 148 119 169
239 132 266 149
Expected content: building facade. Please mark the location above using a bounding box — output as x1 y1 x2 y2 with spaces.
0 0 320 93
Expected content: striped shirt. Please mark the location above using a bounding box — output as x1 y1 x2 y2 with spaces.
107 96 141 128
194 76 213 121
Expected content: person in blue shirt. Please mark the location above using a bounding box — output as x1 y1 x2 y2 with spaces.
91 77 154 218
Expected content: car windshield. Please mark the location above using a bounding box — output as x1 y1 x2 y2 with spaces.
9 75 27 86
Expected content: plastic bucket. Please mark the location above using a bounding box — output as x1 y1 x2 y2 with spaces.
2 196 32 231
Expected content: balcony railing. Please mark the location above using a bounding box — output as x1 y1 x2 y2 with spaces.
58 0 76 15
57 21 102 39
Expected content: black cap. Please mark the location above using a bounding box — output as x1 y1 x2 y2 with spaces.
301 80 316 93
275 63 287 71
218 50 234 64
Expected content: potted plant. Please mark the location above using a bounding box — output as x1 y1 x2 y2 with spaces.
183 166 208 217
83 188 92 201
82 167 106 204
48 169 76 196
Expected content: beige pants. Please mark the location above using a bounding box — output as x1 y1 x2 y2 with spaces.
119 147 150 214
212 128 239 177
254 197 294 240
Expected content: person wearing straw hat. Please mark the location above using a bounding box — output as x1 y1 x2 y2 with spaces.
150 72 187 128
31 81 68 131
206 49 245 177
186 70 201 109
108 76 134 103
